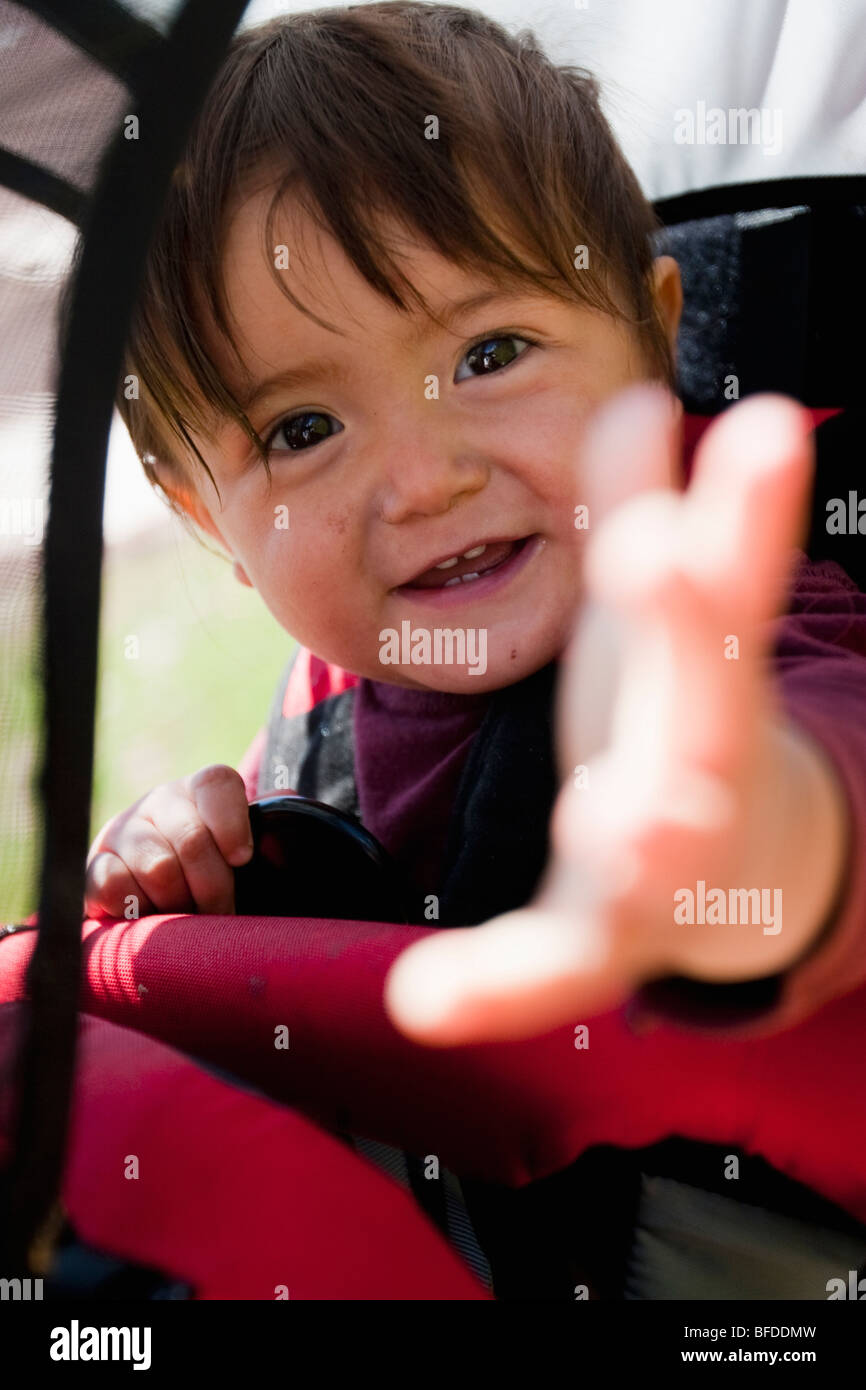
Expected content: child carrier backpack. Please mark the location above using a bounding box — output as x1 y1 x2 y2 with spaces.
0 0 864 1302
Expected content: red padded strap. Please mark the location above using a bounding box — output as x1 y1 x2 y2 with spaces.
2 917 864 1222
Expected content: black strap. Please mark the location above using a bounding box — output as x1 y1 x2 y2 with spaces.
0 0 251 1278
260 687 360 819
0 146 86 226
437 662 558 926
19 0 163 91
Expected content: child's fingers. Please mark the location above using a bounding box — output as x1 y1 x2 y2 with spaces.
556 385 682 773
384 893 625 1046
577 399 811 781
184 765 254 868
585 491 755 781
98 814 198 914
683 394 813 621
84 848 155 920
145 785 239 915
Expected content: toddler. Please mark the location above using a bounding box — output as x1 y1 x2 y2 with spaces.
83 3 866 1293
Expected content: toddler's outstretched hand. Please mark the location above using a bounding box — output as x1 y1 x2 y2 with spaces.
385 387 847 1043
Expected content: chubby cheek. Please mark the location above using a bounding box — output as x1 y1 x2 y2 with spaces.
232 515 373 665
494 387 587 503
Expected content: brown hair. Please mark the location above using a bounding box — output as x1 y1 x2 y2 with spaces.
117 1 673 504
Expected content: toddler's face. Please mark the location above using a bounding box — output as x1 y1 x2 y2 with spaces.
182 184 679 692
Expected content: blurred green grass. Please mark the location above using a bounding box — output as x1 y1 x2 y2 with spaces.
1 522 291 921
92 524 291 830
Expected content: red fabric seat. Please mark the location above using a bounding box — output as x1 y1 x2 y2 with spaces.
0 1001 487 1300
2 916 865 1225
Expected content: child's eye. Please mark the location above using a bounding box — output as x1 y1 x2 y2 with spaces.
454 334 533 382
264 411 343 453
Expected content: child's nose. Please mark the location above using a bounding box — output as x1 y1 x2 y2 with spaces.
376 440 489 524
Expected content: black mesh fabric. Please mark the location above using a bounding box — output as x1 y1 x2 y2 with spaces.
0 2 133 927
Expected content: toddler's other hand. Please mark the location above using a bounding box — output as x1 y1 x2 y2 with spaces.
85 765 254 918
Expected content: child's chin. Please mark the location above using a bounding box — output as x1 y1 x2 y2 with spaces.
384 652 550 695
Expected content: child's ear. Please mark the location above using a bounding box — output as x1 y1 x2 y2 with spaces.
147 456 249 582
651 254 683 355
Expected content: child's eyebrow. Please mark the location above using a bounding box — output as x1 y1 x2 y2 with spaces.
237 358 353 413
431 287 519 328
410 287 544 342
236 289 540 413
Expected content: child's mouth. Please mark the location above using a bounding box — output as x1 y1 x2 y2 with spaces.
395 534 542 605
405 537 527 589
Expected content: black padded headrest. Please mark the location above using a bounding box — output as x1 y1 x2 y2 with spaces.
661 203 866 414
659 203 866 591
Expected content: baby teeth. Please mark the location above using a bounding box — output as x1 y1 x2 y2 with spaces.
444 571 480 588
434 543 487 570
